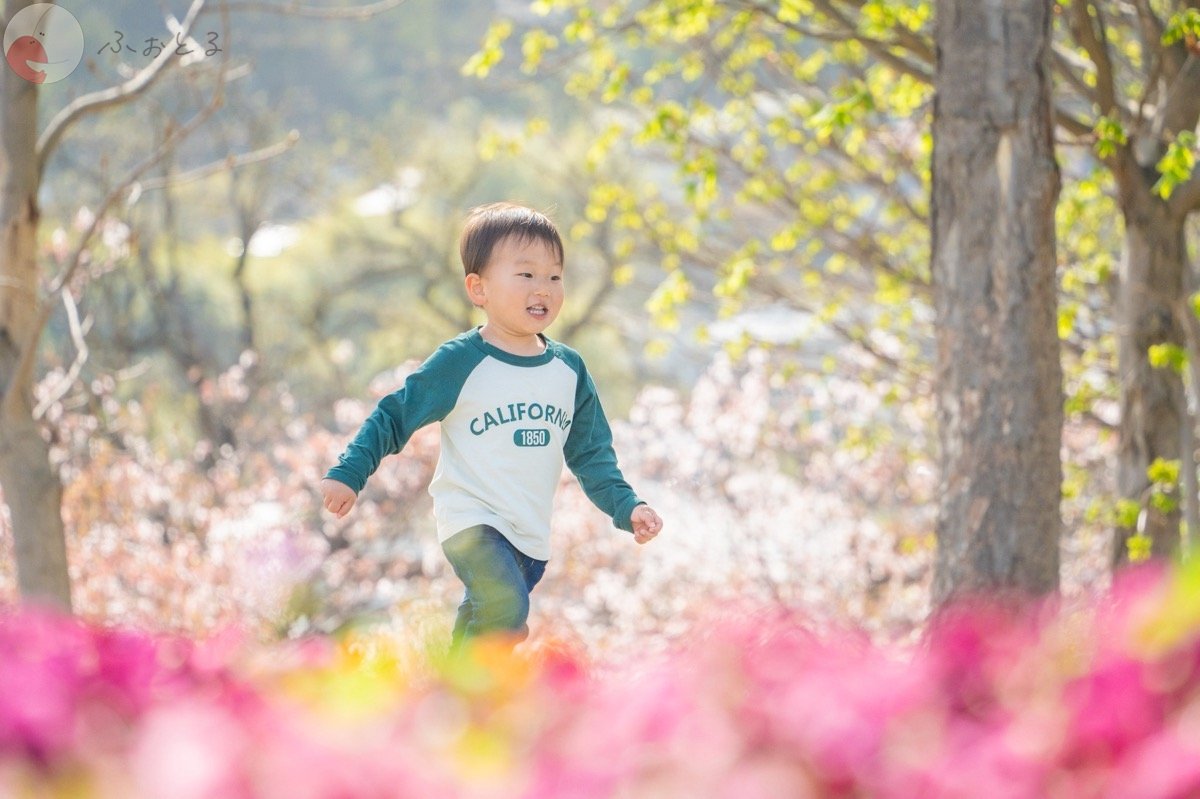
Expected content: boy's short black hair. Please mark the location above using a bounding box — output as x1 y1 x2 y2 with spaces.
459 202 564 276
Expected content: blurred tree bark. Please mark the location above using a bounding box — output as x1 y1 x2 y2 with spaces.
1 38 71 608
1082 1 1200 567
930 0 1063 602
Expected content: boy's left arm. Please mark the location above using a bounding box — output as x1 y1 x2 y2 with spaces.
564 366 661 543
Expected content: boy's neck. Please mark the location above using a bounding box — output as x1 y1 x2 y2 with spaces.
478 324 547 356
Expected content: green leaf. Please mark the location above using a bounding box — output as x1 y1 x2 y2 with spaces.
521 30 559 73
1151 492 1179 515
777 0 814 24
1115 498 1142 528
874 272 908 306
462 21 513 78
714 256 757 299
1093 115 1127 159
770 226 798 252
1152 130 1197 199
1162 9 1200 46
1148 343 1187 375
1127 533 1153 562
1147 457 1181 486
1057 305 1077 340
646 270 692 330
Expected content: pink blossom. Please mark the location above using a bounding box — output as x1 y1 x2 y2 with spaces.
0 562 1198 797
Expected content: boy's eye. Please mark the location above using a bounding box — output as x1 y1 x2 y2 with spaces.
551 275 561 281
518 273 533 278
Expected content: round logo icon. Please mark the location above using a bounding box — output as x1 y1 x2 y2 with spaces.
4 4 84 85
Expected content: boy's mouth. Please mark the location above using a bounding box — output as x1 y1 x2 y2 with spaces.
527 305 548 317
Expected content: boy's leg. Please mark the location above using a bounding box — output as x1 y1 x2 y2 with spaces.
517 551 547 595
442 525 541 648
450 594 472 645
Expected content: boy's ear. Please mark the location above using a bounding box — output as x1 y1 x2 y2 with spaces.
464 273 486 307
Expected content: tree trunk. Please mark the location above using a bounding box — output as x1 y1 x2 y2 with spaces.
930 0 1063 604
1112 199 1186 565
0 411 71 608
0 26 73 610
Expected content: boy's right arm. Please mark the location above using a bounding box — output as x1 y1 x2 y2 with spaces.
321 339 481 516
324 390 418 494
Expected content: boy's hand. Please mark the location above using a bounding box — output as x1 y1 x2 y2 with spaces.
321 478 358 519
630 504 662 544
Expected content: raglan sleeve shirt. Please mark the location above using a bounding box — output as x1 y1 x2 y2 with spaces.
325 330 644 559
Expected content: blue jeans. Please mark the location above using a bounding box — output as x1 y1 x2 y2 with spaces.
441 525 547 649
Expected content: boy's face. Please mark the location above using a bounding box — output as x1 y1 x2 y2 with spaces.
466 235 564 339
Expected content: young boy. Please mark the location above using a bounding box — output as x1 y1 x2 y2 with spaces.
320 202 662 649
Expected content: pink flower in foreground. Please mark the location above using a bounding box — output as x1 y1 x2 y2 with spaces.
0 608 93 762
3 561 1200 797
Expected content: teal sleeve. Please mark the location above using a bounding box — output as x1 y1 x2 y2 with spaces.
563 360 644 532
325 337 480 493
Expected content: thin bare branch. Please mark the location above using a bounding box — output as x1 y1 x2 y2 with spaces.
1055 106 1100 148
8 73 227 414
1131 0 1165 52
1157 55 1200 139
135 130 300 192
1053 44 1102 108
1135 51 1164 130
1137 0 1187 82
36 0 208 179
1067 0 1118 115
1128 0 1171 123
33 289 90 420
53 127 226 295
1078 407 1119 431
1052 43 1149 130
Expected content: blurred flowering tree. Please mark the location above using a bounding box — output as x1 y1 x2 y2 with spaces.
0 0 405 608
2 0 229 609
0 342 939 645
